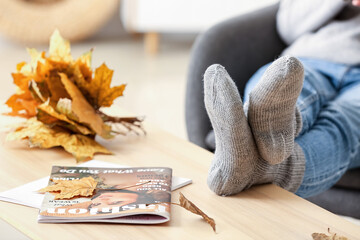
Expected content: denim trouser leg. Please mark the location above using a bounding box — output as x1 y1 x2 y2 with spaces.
244 58 360 198
296 82 360 197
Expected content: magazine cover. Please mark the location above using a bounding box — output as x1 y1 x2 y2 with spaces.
38 166 172 224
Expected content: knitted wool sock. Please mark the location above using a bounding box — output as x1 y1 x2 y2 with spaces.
248 56 304 165
204 64 305 196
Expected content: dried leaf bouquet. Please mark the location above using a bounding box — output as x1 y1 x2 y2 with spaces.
5 30 143 162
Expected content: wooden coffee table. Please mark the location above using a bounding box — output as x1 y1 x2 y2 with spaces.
0 111 359 239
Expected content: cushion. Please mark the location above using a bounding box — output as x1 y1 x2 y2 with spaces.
335 168 360 190
306 187 360 219
205 130 216 151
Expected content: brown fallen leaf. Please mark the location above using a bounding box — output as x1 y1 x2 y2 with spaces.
12 72 32 93
39 178 153 200
6 118 112 162
73 63 125 109
73 50 93 84
39 176 97 199
312 228 349 240
174 192 216 232
91 63 126 108
29 80 47 103
5 93 38 118
37 101 93 135
59 73 113 139
5 67 39 118
37 59 71 104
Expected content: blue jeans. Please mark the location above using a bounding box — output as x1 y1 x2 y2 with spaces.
244 58 360 198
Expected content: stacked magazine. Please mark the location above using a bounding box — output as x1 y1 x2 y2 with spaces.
38 166 173 224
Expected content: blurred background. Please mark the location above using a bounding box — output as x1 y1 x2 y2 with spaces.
0 1 278 237
1 0 360 238
0 0 277 140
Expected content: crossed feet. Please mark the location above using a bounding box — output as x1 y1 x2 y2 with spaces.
204 56 306 196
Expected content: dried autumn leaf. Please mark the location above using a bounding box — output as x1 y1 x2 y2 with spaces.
55 98 80 121
12 72 31 93
177 192 216 232
49 29 73 63
29 80 47 103
38 176 97 199
77 50 92 68
5 29 144 162
16 62 26 72
59 73 113 139
74 63 126 109
36 60 70 104
312 228 348 240
17 48 46 75
5 70 39 117
6 118 112 162
93 64 126 108
37 101 93 135
27 48 46 73
5 93 38 118
73 51 93 85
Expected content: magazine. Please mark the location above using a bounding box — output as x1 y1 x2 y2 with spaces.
38 166 173 224
0 160 192 209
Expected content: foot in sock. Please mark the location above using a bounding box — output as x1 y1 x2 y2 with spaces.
248 56 304 165
204 64 305 196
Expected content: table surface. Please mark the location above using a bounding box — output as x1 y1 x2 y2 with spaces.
0 111 359 239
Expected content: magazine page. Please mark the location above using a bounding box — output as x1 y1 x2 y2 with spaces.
38 166 172 224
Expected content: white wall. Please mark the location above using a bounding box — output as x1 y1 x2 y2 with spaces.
121 0 279 33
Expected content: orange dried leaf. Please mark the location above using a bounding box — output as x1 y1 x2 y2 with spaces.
74 50 93 84
29 80 47 103
59 73 113 139
16 62 27 72
74 63 126 108
5 71 39 118
5 29 142 162
36 60 70 103
312 228 348 240
6 118 112 162
27 48 46 73
16 48 46 75
77 49 92 68
38 176 97 199
37 101 93 135
93 63 126 108
12 73 31 92
5 93 38 118
177 192 216 232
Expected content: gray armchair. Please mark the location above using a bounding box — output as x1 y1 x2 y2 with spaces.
185 3 360 218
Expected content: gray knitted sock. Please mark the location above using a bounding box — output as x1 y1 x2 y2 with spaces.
204 64 305 196
248 56 304 165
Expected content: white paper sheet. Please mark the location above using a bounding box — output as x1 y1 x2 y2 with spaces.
0 160 192 209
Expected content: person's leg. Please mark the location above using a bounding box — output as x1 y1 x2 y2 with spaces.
244 58 338 135
204 64 305 196
296 82 360 198
243 58 338 165
205 56 360 197
244 58 360 198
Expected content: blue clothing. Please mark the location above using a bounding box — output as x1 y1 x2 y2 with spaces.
244 58 360 198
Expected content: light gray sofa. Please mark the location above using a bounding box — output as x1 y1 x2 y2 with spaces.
185 3 360 218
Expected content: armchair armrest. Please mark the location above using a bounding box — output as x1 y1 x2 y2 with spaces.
185 3 286 149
